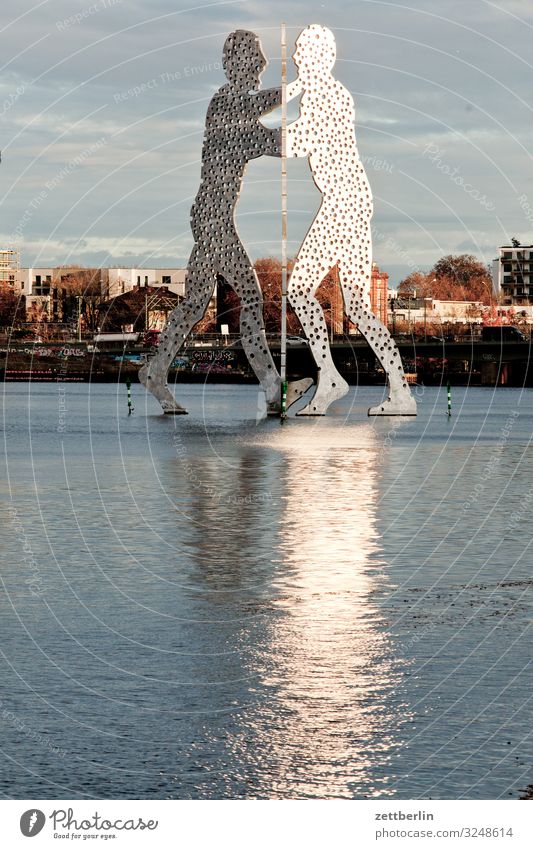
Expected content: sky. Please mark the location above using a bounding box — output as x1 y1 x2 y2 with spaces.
1 0 533 285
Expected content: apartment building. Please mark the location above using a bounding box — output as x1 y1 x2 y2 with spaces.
0 249 19 290
492 245 533 305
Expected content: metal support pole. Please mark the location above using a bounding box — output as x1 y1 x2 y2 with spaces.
280 21 288 419
447 380 451 417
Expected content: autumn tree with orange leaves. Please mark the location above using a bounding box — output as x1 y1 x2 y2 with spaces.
398 254 493 304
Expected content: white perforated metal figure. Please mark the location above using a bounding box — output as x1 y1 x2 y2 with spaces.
286 25 416 416
139 30 311 414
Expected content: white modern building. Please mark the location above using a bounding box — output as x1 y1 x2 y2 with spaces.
492 245 533 305
8 265 187 300
16 266 102 319
0 249 19 289
5 265 188 320
388 296 485 326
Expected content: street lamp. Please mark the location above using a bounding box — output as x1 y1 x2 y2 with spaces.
423 297 432 341
77 295 82 342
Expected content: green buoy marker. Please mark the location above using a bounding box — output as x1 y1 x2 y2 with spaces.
126 377 134 415
281 379 288 420
447 380 451 417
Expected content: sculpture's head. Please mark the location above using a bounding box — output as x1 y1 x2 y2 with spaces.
223 30 266 88
293 24 336 83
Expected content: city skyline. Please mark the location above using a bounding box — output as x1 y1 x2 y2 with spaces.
1 0 533 285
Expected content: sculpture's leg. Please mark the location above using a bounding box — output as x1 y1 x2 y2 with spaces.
139 249 215 414
287 249 348 416
221 254 313 415
339 258 417 416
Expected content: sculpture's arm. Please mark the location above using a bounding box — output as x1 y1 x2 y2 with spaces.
262 127 281 158
254 80 305 158
253 85 281 114
254 79 302 115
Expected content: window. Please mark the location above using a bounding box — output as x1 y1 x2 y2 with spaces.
162 275 171 286
34 273 51 296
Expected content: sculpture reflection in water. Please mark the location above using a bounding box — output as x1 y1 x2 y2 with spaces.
139 30 312 415
221 425 408 797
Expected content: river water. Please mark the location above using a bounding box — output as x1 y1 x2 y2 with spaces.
1 382 531 799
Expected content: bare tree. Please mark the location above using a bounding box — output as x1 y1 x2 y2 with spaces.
397 271 430 298
0 287 24 328
254 257 340 335
59 267 105 331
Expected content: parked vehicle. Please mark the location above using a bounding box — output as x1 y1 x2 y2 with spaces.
481 325 526 342
93 332 140 344
264 335 310 347
143 329 161 347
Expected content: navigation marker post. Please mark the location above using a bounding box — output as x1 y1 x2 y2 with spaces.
280 21 288 420
126 377 134 415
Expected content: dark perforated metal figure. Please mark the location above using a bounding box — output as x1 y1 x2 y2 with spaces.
140 30 311 414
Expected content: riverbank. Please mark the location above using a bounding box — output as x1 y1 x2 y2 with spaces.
1 338 532 386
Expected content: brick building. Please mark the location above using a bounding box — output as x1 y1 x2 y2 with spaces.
370 262 388 324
